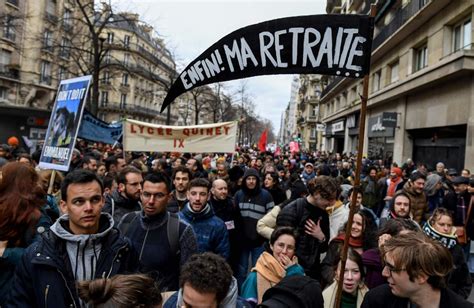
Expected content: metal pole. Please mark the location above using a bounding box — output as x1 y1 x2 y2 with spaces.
334 5 376 308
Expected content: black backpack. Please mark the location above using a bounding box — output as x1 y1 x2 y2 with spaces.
119 211 180 256
257 276 324 308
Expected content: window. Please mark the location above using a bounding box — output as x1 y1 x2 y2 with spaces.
104 50 111 64
3 15 16 41
389 61 399 83
372 70 381 92
100 91 108 106
107 32 114 43
120 93 127 108
46 0 56 15
414 44 428 72
0 87 8 100
58 66 67 81
59 37 70 58
0 49 12 72
124 35 130 47
63 9 72 29
310 127 317 139
6 0 19 7
311 105 318 117
419 0 429 7
121 73 128 85
40 61 51 84
124 53 130 66
102 70 110 84
454 18 472 51
43 30 54 51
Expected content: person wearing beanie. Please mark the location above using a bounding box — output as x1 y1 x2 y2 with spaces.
234 168 274 288
7 136 26 158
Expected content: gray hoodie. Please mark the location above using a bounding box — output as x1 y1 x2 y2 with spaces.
175 276 239 308
50 213 114 281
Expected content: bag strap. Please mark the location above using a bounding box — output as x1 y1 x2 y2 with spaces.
119 210 140 236
295 197 306 222
167 212 180 256
464 196 473 228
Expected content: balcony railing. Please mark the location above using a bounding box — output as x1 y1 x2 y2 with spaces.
372 0 427 51
100 102 162 117
6 0 19 7
0 66 20 79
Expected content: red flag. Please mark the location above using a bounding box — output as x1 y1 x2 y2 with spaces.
258 129 268 152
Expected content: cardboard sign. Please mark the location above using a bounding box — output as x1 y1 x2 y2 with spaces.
123 119 237 153
161 14 374 111
39 76 92 171
78 110 122 144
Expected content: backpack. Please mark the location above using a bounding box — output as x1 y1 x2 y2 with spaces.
119 211 180 255
281 197 306 223
257 276 323 308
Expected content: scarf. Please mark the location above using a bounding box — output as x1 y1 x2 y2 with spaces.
422 222 457 249
252 251 286 303
387 177 402 197
333 233 364 248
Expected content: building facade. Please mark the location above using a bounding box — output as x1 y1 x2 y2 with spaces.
321 0 473 171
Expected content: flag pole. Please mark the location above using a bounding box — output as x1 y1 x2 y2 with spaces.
334 5 376 308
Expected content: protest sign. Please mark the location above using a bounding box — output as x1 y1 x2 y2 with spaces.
161 14 374 111
78 110 122 144
39 76 92 171
123 119 237 153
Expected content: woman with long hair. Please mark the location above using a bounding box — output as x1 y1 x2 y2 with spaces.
240 227 304 305
0 162 46 305
321 210 377 288
323 248 369 308
423 208 472 299
263 172 287 205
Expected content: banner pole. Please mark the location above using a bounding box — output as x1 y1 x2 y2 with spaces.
334 5 376 308
47 170 57 195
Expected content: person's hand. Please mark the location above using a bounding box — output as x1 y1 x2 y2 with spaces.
305 218 325 242
280 254 297 269
0 240 7 257
378 233 392 249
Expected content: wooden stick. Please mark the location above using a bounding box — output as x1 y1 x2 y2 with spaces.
47 169 57 195
334 5 376 307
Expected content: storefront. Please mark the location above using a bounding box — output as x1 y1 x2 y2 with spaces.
367 113 396 163
331 120 345 154
346 113 359 154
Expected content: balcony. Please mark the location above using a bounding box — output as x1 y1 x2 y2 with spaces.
0 66 19 80
100 102 162 118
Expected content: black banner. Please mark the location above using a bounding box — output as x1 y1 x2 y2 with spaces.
382 112 397 128
161 14 374 111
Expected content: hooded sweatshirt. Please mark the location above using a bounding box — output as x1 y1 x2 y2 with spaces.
234 168 274 248
50 213 114 281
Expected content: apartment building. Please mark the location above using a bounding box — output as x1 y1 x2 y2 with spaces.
321 0 473 170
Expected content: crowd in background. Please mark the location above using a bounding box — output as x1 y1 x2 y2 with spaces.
0 136 474 308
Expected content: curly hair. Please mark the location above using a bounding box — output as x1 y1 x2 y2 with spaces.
77 274 162 307
306 175 340 199
179 252 232 304
0 162 44 246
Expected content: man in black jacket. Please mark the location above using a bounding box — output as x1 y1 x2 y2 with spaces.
7 169 137 307
102 166 143 226
276 176 338 280
362 232 472 308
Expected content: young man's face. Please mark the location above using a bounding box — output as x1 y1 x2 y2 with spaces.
245 176 258 190
312 191 337 209
120 172 143 201
141 181 171 217
412 178 425 194
382 252 421 298
187 186 209 212
393 195 410 218
173 171 190 193
60 181 104 235
182 283 218 308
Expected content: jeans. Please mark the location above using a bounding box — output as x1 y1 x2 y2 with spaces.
236 245 265 290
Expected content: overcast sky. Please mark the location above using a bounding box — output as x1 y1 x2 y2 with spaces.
110 0 327 134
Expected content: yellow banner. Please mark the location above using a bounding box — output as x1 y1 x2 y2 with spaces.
123 119 237 153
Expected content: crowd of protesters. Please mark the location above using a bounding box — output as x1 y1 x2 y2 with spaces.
0 136 473 307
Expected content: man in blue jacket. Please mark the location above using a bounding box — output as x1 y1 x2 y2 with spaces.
7 169 137 307
179 178 230 260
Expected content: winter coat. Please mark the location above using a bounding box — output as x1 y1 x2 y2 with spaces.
361 284 473 308
361 248 386 289
6 213 138 308
102 189 141 226
179 203 230 260
167 190 188 213
361 177 381 210
401 181 428 224
164 277 251 308
257 206 281 240
118 210 198 292
276 197 329 280
234 168 274 248
323 280 369 308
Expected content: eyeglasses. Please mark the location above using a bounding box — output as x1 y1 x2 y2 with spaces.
142 191 167 200
383 260 406 276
